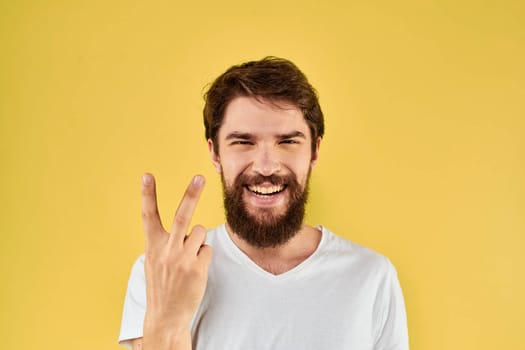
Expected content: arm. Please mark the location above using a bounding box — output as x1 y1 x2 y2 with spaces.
131 338 143 350
373 261 409 350
131 331 191 350
140 174 212 350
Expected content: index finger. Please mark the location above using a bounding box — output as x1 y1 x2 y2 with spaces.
170 175 206 244
141 173 164 242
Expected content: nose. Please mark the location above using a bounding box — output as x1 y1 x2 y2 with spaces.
251 146 281 176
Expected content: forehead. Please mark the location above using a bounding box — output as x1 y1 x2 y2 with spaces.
218 96 310 139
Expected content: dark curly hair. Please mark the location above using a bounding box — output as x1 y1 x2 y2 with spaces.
203 57 324 154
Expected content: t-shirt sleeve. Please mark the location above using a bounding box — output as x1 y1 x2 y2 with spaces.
373 259 410 350
118 254 146 348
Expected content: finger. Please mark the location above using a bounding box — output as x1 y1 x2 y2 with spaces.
170 175 205 244
141 173 164 245
184 225 207 254
197 245 213 268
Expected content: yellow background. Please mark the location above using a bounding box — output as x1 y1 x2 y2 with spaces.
1 0 523 349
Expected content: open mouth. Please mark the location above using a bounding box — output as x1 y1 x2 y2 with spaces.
246 184 287 196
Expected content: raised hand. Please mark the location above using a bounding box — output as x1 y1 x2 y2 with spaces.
141 173 212 350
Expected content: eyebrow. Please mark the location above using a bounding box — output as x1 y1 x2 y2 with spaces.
225 132 254 140
277 131 307 140
225 131 307 141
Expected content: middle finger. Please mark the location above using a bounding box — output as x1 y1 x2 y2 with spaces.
169 175 205 245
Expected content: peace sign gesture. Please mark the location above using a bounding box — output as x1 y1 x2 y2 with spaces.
140 173 212 350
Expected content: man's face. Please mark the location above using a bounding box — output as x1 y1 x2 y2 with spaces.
209 96 320 248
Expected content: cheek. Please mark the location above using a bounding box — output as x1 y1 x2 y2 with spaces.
286 154 313 173
220 156 250 182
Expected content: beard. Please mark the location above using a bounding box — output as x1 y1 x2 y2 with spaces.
222 171 310 249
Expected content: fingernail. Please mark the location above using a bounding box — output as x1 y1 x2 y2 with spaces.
193 175 204 186
142 174 153 185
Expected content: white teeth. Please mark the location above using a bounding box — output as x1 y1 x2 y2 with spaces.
247 185 284 195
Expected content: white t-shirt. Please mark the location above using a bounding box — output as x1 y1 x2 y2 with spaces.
119 225 409 350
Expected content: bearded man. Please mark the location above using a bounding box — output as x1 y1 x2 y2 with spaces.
119 57 409 350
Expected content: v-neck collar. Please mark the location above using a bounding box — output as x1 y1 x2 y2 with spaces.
217 224 328 282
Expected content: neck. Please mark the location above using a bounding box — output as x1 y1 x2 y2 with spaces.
225 223 322 275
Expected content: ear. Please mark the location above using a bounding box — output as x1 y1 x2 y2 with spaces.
310 137 322 169
208 139 222 173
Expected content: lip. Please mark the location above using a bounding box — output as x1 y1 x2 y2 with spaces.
243 185 287 208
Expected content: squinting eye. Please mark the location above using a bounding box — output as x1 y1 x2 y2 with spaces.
231 141 253 145
280 139 299 145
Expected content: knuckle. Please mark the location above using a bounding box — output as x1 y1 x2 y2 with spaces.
184 231 205 249
142 209 158 220
174 214 189 227
189 226 207 241
176 260 197 276
202 245 213 259
142 186 154 196
192 224 206 233
185 186 198 198
190 229 205 241
200 244 212 254
184 186 202 203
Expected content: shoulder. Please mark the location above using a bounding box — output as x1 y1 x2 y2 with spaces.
319 226 396 277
